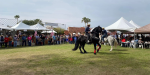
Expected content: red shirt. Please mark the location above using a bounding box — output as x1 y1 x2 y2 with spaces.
121 39 126 42
4 37 9 43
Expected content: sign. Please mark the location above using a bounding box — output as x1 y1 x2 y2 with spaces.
24 29 27 32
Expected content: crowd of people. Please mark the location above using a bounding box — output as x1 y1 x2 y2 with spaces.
0 33 80 48
117 33 150 48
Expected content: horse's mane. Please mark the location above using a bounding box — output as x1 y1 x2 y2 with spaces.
91 26 102 33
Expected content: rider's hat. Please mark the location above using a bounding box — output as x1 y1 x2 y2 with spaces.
87 24 90 26
102 27 104 29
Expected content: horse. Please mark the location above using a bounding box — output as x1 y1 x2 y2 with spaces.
72 26 102 55
99 35 118 51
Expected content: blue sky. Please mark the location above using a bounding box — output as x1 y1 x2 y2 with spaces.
0 0 150 28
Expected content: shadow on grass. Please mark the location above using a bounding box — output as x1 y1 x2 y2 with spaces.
112 49 128 51
84 51 129 55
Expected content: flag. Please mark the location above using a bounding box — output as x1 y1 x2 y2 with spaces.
50 32 54 36
34 31 37 36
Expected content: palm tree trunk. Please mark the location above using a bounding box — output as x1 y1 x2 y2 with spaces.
17 18 18 24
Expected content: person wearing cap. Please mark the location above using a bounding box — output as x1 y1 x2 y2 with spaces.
85 24 91 43
101 27 107 43
13 35 18 47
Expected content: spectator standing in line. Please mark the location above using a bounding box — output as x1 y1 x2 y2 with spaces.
52 34 56 45
4 35 9 48
22 34 26 46
48 36 52 45
8 35 12 47
57 35 60 44
41 34 45 45
74 35 77 44
0 35 1 47
36 34 39 45
28 35 32 46
13 35 18 47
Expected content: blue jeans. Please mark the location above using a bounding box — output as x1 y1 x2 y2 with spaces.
102 34 107 42
74 40 76 44
28 41 31 46
42 39 45 45
36 39 38 45
9 41 12 47
14 41 17 47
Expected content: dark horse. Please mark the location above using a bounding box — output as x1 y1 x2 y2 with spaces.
72 26 102 55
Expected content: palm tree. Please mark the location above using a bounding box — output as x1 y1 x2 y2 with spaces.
81 17 88 27
14 15 20 24
86 18 91 24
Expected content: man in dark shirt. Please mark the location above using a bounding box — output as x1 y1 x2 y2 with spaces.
85 24 91 43
41 34 45 45
101 27 107 43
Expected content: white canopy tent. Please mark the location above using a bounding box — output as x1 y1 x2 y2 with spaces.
30 23 49 30
41 30 57 33
11 22 32 30
0 24 12 30
105 17 136 32
129 20 141 28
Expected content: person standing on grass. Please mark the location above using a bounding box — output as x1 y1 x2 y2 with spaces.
22 34 26 46
74 36 77 44
0 35 1 48
52 34 56 45
41 34 45 45
8 35 12 47
13 35 18 47
36 34 39 45
4 35 9 48
27 35 32 46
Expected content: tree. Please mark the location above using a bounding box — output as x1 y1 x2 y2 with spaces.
22 19 44 26
81 17 87 27
53 27 65 34
86 18 91 24
14 15 20 24
81 17 91 27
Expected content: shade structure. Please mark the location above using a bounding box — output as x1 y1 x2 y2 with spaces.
129 20 141 28
0 24 12 30
30 23 49 30
41 30 57 33
135 23 150 33
11 22 32 30
105 17 136 32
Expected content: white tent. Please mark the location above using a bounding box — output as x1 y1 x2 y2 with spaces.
30 23 49 30
11 22 31 30
0 24 12 30
129 20 141 28
105 17 136 32
41 30 57 33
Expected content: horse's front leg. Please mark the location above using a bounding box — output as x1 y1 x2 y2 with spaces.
94 43 96 55
110 46 113 51
97 43 101 52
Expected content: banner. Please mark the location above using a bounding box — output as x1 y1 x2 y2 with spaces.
34 31 37 36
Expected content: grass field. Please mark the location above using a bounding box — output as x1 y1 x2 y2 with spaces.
0 44 150 75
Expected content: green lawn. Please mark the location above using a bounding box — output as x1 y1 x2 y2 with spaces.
0 44 150 75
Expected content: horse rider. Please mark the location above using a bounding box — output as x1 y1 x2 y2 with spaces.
85 24 91 43
101 27 107 43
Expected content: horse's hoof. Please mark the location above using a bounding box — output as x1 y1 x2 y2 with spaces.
84 52 88 53
94 53 96 55
80 52 84 54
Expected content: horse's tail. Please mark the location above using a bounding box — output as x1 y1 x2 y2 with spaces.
72 39 80 51
114 38 118 47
